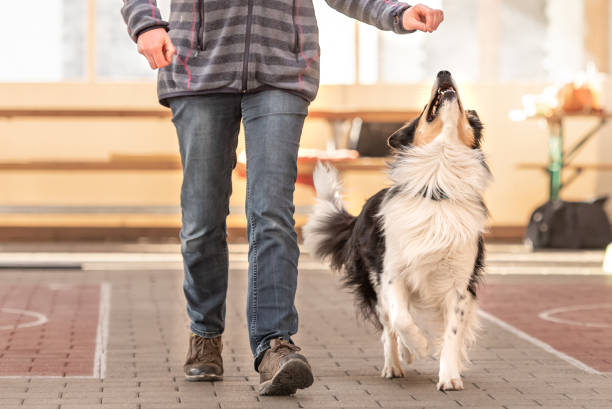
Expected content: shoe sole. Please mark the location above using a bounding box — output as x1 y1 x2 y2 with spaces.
184 373 223 382
259 359 314 396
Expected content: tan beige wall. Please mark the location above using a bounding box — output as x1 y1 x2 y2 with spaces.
1 82 611 227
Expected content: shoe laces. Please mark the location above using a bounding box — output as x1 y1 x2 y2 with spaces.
192 335 220 362
269 339 301 357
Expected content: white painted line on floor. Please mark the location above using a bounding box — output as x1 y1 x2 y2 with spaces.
0 308 48 331
478 309 601 375
0 375 97 379
81 261 330 271
0 253 184 263
538 304 612 329
486 266 606 275
93 282 111 378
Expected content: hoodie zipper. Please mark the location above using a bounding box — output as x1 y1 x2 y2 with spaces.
197 0 205 51
242 0 254 92
292 0 300 55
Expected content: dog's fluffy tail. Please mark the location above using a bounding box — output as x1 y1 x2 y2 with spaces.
302 162 355 271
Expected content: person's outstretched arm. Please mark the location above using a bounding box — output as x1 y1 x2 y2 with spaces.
121 0 175 69
324 1 444 34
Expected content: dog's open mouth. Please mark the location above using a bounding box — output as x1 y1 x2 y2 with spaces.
426 84 457 122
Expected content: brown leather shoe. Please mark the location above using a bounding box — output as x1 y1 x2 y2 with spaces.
257 338 314 395
184 334 223 381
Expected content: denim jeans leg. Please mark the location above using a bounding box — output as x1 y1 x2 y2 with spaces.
241 90 309 368
169 94 242 338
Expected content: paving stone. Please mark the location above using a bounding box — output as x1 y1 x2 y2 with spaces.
0 246 610 409
19 406 60 409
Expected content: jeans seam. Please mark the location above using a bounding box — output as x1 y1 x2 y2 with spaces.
221 153 231 326
249 212 258 335
245 131 258 338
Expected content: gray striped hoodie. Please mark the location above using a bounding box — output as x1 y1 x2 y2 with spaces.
121 0 413 106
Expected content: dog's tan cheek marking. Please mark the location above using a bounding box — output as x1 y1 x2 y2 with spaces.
414 120 443 146
457 116 475 148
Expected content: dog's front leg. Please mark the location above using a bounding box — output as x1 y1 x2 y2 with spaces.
380 325 406 378
437 289 474 391
384 279 429 359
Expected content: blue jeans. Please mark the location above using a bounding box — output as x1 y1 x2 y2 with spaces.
169 90 309 369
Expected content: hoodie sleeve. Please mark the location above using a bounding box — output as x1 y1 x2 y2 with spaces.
324 0 413 34
121 0 170 43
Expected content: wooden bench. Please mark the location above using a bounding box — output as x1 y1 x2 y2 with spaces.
0 107 412 241
518 163 612 171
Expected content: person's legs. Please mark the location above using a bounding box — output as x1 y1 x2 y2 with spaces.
241 90 309 368
169 94 242 339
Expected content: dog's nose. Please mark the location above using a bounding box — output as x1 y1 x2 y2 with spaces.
437 70 451 79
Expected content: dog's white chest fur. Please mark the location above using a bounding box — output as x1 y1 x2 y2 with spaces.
378 136 490 302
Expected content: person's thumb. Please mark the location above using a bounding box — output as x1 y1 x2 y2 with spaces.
164 37 176 63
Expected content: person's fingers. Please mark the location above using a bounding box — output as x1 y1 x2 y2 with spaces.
429 13 440 31
403 4 446 33
426 9 438 32
412 6 431 32
424 10 432 31
404 4 428 32
151 51 165 69
138 42 159 69
432 11 444 30
412 19 428 32
412 5 444 33
142 51 158 69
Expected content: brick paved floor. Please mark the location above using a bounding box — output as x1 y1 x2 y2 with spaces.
0 284 103 377
480 276 612 373
0 244 610 409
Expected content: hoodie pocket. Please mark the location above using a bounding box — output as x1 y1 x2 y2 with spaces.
197 0 206 51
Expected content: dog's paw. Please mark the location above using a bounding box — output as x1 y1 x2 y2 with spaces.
437 377 464 391
396 332 429 359
398 343 415 364
414 334 429 358
381 363 406 379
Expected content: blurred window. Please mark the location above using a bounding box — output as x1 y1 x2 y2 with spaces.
96 0 170 80
320 0 587 84
1 0 87 82
0 0 590 84
315 2 357 85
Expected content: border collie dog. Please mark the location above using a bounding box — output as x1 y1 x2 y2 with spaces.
303 71 491 391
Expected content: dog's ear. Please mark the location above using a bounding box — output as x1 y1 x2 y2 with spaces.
467 110 484 149
467 109 480 120
387 120 417 150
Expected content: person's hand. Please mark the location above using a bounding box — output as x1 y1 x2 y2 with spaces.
137 28 176 69
402 4 444 33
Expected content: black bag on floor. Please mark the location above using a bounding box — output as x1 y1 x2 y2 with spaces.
525 197 612 249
